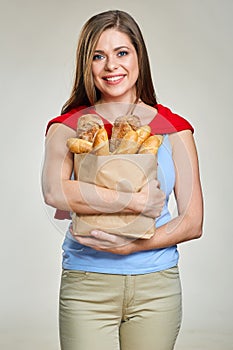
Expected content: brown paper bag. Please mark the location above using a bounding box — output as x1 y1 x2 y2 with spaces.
72 153 157 239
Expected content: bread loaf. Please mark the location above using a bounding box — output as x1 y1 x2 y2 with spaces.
77 114 104 142
66 138 93 154
135 125 151 146
67 112 163 156
114 130 139 154
126 114 141 130
110 117 132 152
92 128 110 156
109 115 141 152
138 135 163 155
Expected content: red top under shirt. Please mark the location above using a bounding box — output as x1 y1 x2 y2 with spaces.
45 104 194 136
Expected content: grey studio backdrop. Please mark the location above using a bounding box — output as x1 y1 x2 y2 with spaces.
1 0 232 349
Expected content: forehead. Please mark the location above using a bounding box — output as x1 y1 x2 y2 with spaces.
95 28 133 49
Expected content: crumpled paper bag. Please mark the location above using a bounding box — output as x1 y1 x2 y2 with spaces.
72 153 157 239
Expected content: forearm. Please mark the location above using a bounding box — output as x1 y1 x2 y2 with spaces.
75 212 203 256
133 213 203 252
44 178 139 215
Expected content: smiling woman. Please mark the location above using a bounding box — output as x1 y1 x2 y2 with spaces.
60 10 157 111
42 9 203 350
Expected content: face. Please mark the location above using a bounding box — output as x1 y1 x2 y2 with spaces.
91 29 139 104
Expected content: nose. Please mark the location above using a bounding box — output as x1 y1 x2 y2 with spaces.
105 55 118 71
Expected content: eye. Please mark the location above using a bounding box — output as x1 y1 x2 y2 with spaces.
117 50 128 57
93 54 105 61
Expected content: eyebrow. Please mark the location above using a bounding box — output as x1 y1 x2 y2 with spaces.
94 46 130 53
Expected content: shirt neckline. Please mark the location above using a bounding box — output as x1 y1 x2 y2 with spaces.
90 104 158 127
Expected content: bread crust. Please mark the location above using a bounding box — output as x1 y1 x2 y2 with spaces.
135 125 151 146
92 128 110 155
66 138 93 154
110 115 141 152
138 135 163 154
77 114 104 142
114 130 139 154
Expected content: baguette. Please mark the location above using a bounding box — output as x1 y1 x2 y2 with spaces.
109 115 141 152
110 117 132 152
92 128 110 156
66 138 93 154
138 135 163 155
135 125 151 146
77 114 104 142
114 130 139 154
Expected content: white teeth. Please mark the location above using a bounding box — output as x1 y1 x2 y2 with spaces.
105 76 123 82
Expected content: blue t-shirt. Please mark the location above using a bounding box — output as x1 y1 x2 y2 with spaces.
61 134 178 274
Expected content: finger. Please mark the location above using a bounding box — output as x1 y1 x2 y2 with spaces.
75 234 115 249
75 235 101 246
91 230 116 242
91 230 135 248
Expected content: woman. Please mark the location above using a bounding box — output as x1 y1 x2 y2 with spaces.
42 10 203 350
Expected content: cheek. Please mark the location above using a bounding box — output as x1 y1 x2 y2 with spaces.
127 56 139 76
91 63 102 80
91 68 103 91
134 64 139 79
128 59 139 81
91 65 97 80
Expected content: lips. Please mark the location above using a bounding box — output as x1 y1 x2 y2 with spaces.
102 75 125 83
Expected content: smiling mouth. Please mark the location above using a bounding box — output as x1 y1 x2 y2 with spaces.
103 75 125 82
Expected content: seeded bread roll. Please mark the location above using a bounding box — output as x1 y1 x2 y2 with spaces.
92 128 110 156
110 115 141 152
138 135 163 155
126 114 141 130
110 117 132 152
114 130 139 154
66 138 93 154
77 114 104 142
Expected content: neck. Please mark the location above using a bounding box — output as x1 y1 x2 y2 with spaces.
95 100 158 125
95 100 142 123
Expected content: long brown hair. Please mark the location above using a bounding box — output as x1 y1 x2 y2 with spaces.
61 10 157 114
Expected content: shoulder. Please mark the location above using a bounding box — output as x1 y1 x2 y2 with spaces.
45 105 92 135
150 103 194 134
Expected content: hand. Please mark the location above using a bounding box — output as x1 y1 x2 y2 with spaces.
71 227 139 255
136 179 166 218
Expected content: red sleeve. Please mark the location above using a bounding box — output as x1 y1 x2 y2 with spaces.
45 105 115 138
45 105 91 135
150 104 194 134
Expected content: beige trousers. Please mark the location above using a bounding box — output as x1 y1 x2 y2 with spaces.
59 266 182 350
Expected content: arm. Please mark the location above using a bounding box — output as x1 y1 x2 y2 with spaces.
42 123 165 216
76 130 203 253
142 129 203 247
